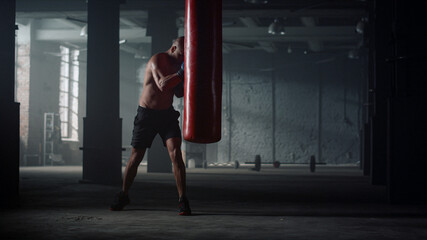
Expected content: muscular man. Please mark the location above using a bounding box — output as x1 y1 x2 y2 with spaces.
110 37 190 215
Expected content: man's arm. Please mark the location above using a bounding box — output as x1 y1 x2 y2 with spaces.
151 55 182 92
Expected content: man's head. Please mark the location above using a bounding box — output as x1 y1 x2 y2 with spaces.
170 36 184 61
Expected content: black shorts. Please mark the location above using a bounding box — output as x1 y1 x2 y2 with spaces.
131 106 181 149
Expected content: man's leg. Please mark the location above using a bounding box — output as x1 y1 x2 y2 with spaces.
166 137 191 215
110 147 145 211
165 137 186 198
123 147 146 194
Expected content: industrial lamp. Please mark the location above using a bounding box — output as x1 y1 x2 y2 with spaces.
80 25 87 37
268 18 285 35
355 18 367 34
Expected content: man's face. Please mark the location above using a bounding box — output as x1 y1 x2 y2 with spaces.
175 40 184 61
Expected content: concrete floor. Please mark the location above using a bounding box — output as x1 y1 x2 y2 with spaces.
1 165 427 240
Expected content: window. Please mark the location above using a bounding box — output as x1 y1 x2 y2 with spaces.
59 46 80 141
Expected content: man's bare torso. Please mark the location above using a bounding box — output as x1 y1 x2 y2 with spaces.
139 53 180 110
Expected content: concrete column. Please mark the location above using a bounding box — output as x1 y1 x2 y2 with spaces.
145 9 178 173
370 0 392 186
0 0 20 207
386 0 427 203
82 0 122 184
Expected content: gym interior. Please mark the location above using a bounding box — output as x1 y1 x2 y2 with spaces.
1 0 426 239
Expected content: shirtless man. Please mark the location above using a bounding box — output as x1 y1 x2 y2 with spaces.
110 37 190 215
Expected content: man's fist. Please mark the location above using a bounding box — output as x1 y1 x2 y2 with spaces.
177 62 184 79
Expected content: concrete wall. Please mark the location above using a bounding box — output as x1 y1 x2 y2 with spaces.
24 38 85 165
218 50 363 165
27 40 61 162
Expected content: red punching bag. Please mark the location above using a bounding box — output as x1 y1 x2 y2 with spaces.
183 0 222 143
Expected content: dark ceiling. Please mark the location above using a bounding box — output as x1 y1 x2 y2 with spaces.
15 0 369 55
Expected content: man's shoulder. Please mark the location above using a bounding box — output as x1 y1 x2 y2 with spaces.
149 53 170 68
151 52 169 62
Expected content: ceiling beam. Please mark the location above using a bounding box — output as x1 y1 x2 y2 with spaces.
176 9 367 18
222 35 360 43
21 9 365 19
222 26 358 37
177 26 361 43
223 9 366 18
239 17 259 27
35 29 149 42
120 17 144 28
258 42 277 53
300 16 324 52
16 10 148 19
120 44 149 59
35 25 360 46
222 44 231 54
240 17 278 53
54 18 82 29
